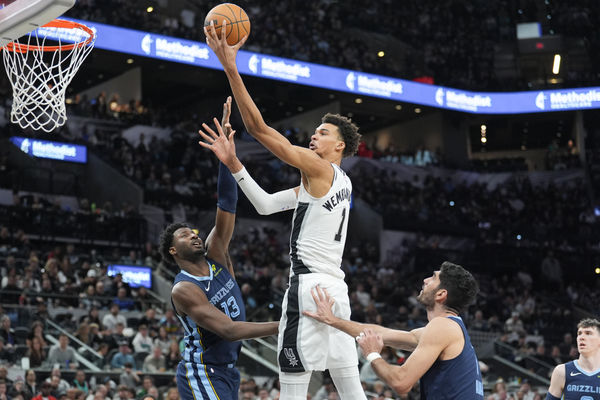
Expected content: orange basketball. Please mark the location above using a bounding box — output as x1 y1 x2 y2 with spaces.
204 3 251 46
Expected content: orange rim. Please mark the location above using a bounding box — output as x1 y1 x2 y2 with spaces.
3 19 94 53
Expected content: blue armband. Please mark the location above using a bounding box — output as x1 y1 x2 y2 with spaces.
217 162 237 213
545 393 561 400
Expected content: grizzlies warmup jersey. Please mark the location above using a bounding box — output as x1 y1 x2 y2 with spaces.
563 360 600 400
172 258 245 400
420 316 484 400
290 163 351 279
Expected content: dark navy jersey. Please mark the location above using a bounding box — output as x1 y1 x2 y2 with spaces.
171 258 246 367
563 360 600 400
420 316 484 400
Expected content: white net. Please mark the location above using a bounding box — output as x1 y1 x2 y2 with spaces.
2 20 95 133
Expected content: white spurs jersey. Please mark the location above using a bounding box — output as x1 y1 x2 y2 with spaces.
289 163 351 279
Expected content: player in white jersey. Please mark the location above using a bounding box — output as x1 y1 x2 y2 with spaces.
199 63 363 400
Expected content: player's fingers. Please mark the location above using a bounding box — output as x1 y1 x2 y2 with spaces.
213 118 226 136
235 35 248 50
198 130 214 143
201 123 218 139
220 20 227 42
228 130 236 142
310 287 319 303
198 141 212 149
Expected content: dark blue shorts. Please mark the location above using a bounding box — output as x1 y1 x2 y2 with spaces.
176 361 240 400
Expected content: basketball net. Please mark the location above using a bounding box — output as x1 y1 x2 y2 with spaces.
1 19 95 133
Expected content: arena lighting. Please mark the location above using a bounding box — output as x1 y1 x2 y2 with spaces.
377 51 385 57
146 6 153 13
595 267 600 274
480 137 487 143
354 98 363 104
553 54 561 75
414 107 422 113
516 234 522 240
126 58 134 64
395 105 402 110
481 124 487 132
48 18 600 114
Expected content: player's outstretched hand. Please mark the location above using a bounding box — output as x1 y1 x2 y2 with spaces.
204 20 248 71
303 285 336 325
356 328 384 357
198 117 237 166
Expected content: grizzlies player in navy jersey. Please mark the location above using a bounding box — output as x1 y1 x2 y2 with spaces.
159 101 278 400
204 18 365 398
305 262 484 399
546 318 600 400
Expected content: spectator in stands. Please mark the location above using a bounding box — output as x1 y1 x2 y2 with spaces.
158 310 178 336
131 325 152 354
32 381 55 400
9 377 28 400
74 323 91 347
106 323 126 351
505 312 525 334
24 371 37 398
45 368 69 396
0 367 11 388
71 371 88 396
27 322 47 348
164 387 179 400
87 324 103 350
559 333 574 358
25 337 46 369
102 304 127 334
0 339 14 365
111 341 135 370
113 287 134 312
152 327 169 355
164 341 180 371
112 386 131 400
135 376 154 399
138 309 159 335
0 379 11 400
142 347 165 373
47 334 78 370
118 363 140 390
93 343 110 370
540 251 563 291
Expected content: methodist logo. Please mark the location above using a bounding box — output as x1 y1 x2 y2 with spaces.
10 136 87 163
257 57 311 81
347 73 403 98
535 92 545 110
435 88 445 106
444 90 492 112
248 54 259 74
141 34 153 55
152 37 209 63
548 89 600 109
346 72 356 90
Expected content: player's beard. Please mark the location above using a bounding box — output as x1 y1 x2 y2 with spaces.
417 285 438 309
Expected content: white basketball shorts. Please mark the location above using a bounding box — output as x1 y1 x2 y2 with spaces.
277 272 358 373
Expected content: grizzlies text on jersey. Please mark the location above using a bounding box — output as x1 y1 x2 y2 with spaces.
172 259 246 400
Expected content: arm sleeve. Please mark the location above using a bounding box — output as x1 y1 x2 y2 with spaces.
216 162 238 213
231 167 297 215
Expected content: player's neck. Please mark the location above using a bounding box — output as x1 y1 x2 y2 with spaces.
578 351 600 371
427 305 458 321
179 257 210 276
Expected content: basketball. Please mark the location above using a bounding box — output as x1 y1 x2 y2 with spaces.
204 3 251 46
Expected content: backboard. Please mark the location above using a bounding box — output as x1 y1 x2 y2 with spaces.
0 0 75 47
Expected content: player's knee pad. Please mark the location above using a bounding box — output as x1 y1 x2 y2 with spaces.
329 365 367 400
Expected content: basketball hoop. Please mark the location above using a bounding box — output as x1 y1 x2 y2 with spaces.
2 19 95 132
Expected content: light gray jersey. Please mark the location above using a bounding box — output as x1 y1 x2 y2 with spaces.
289 163 351 279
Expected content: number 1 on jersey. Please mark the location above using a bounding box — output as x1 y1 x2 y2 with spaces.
334 208 347 242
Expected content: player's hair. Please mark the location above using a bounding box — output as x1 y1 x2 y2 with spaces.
159 222 190 266
577 318 600 334
437 261 479 314
321 113 361 157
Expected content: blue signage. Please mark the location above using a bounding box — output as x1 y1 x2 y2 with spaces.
10 136 87 163
40 19 600 115
107 264 152 289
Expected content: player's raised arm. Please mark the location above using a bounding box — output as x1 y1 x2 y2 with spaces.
198 99 299 216
172 282 278 341
203 100 239 276
204 21 329 178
